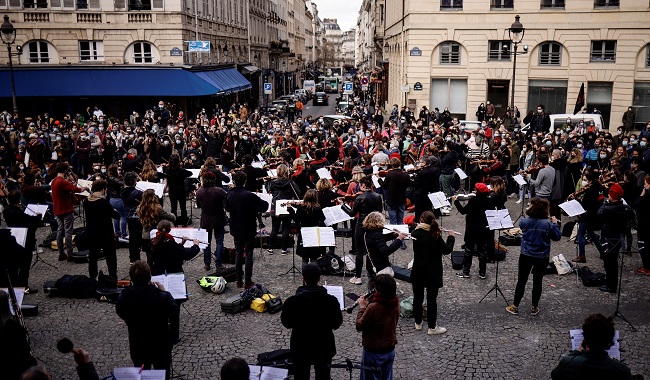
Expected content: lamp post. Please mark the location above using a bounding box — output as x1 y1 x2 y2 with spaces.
1 15 18 115
508 15 525 126
222 45 228 63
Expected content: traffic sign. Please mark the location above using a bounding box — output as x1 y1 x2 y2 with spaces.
344 82 353 95
264 83 272 95
361 77 369 85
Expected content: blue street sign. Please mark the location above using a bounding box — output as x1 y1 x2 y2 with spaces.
344 82 353 94
264 83 273 94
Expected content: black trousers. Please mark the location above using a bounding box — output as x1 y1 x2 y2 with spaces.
640 236 650 269
130 349 171 380
127 218 143 263
603 236 623 290
292 358 332 380
354 222 365 278
462 237 487 276
412 284 439 327
89 240 117 280
234 238 255 285
169 192 187 219
513 254 547 308
269 216 291 250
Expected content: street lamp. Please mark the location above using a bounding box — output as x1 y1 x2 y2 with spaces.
508 15 525 126
1 15 19 115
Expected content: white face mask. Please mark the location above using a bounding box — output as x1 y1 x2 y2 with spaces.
501 141 507 146
599 154 607 159
582 179 589 187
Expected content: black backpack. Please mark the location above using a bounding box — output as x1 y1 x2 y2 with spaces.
578 266 606 287
53 275 97 298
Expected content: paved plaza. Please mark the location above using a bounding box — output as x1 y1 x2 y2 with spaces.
18 198 650 379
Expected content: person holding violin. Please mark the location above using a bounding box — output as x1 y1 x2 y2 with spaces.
412 155 441 223
382 158 412 250
52 162 90 262
268 164 302 255
526 154 554 201
289 189 327 269
572 171 604 263
361 211 407 291
452 183 491 279
83 179 120 280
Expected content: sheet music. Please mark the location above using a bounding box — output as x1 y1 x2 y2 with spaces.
316 167 332 179
454 168 468 180
559 199 586 217
267 169 278 178
150 273 187 300
222 172 233 186
1 287 24 316
256 192 273 212
112 367 166 380
373 165 379 174
24 204 48 219
512 174 527 186
157 165 164 173
8 227 28 248
301 227 336 247
136 181 166 198
323 285 345 311
570 329 620 360
150 228 208 249
383 224 409 235
275 200 301 216
77 179 93 189
485 209 514 230
322 205 354 226
372 175 381 189
252 161 266 169
248 365 289 380
188 169 201 179
403 164 415 171
257 154 264 162
428 192 450 209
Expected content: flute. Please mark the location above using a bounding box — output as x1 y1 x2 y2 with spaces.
169 234 208 245
441 228 462 236
383 227 417 240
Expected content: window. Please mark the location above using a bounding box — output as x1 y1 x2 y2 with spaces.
539 42 562 66
633 82 650 129
133 42 153 63
491 0 513 9
488 41 511 61
440 42 460 65
440 0 462 10
79 40 103 61
379 4 384 25
594 0 619 7
23 0 48 8
28 41 50 63
591 40 616 62
430 78 467 118
528 80 567 115
540 0 564 8
647 45 650 68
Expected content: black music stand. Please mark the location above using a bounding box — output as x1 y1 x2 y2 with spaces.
559 199 587 285
512 174 529 223
607 236 637 331
330 358 378 380
279 230 301 282
429 192 451 228
479 209 512 305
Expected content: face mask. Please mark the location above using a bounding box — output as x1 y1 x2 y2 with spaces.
522 147 527 152
566 119 571 123
93 166 100 170
556 131 561 135
243 136 249 141
56 136 62 141
582 179 589 187
606 147 612 152
352 138 357 143
163 140 170 146
314 139 319 143
545 141 552 147
641 141 647 148
532 137 537 142
445 136 451 141
191 156 197 161
537 109 542 113
368 141 373 146
53 128 59 132
599 154 607 159
175 139 181 144
99 127 104 131
622 141 628 147
577 144 583 148
19 165 25 170
64 134 69 138
20 133 25 137
365 133 370 137
81 136 87 141
514 128 519 132
501 141 507 146
89 133 94 138
101 169 107 174
406 137 411 141
129 134 135 139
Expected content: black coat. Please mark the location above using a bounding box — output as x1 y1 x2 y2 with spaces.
281 285 343 361
164 167 192 196
151 237 200 275
268 179 301 215
83 196 119 242
551 350 632 380
350 190 383 225
410 228 455 288
0 318 37 380
121 186 143 219
382 169 411 207
597 200 634 239
455 193 491 244
360 228 401 271
634 190 650 239
293 205 326 259
3 204 41 251
116 285 179 362
195 186 227 230
224 187 269 240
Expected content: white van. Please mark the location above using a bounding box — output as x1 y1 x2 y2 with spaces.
522 113 605 134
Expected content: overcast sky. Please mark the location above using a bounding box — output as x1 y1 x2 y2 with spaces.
315 0 363 31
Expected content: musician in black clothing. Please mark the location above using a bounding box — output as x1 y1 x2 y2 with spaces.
164 154 192 223
150 220 200 275
83 179 120 280
122 172 144 263
412 155 441 223
241 155 267 192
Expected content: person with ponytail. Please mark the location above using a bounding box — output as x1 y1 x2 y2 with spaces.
291 158 314 196
410 211 456 335
150 220 200 276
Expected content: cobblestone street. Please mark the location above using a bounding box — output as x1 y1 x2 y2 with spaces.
19 198 650 379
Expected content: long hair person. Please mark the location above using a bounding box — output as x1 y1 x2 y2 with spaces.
137 189 176 268
267 164 301 255
506 198 561 316
292 189 326 268
361 211 406 291
150 220 200 275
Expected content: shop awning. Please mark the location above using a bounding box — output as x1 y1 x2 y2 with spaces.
239 64 260 75
0 67 222 97
193 67 251 94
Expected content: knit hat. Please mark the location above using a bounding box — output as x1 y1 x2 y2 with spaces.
475 183 490 194
608 183 624 201
352 166 364 175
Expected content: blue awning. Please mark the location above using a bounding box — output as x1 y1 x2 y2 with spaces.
0 67 239 97
193 67 251 94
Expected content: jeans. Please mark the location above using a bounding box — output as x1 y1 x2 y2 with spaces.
440 174 453 197
361 348 395 380
412 284 439 327
577 221 602 258
109 197 127 236
205 227 225 266
386 204 405 225
127 218 143 263
234 238 255 285
270 215 291 250
513 254 548 308
56 211 75 256
292 358 332 380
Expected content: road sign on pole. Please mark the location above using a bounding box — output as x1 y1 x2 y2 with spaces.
361 77 369 85
344 82 353 95
264 83 273 95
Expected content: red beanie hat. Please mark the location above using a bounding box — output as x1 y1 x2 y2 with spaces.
608 183 624 201
475 183 490 194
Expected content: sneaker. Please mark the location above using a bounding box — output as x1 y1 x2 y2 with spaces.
599 285 617 293
515 199 523 204
281 249 290 255
478 273 486 279
572 256 586 263
427 326 447 335
37 248 44 254
267 249 274 255
414 323 422 331
509 193 517 198
530 306 540 316
401 244 407 250
349 277 362 285
506 305 519 315
635 267 650 275
456 272 470 279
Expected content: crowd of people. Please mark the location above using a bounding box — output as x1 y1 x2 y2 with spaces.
1 94 649 379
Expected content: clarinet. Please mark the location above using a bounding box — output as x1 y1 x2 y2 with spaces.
2 270 32 350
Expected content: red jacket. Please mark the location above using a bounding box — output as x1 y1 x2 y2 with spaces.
51 176 82 216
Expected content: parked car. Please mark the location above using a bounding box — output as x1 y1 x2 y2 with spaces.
294 89 308 102
320 115 353 129
521 113 605 134
313 92 329 106
458 120 482 132
271 100 289 116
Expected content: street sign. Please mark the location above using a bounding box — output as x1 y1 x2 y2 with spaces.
361 77 369 85
401 85 410 93
410 47 422 56
264 83 273 95
344 82 353 95
414 82 423 91
362 85 369 91
170 47 182 56
188 41 210 52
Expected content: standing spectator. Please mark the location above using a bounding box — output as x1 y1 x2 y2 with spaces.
622 106 635 134
410 211 455 335
281 264 343 380
83 179 120 280
485 101 495 121
196 172 227 271
116 261 179 376
224 171 269 289
506 198 561 316
355 274 400 380
122 172 143 264
51 163 88 261
633 176 650 274
529 104 551 134
75 130 92 177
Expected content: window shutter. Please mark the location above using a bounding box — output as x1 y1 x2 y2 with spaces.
152 0 162 9
63 0 74 8
114 0 126 9
8 0 21 8
89 0 99 8
0 0 7 7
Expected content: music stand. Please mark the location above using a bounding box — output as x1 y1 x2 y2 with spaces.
279 229 301 282
330 358 378 380
606 236 637 331
479 209 513 305
559 200 587 286
512 174 528 223
428 192 451 228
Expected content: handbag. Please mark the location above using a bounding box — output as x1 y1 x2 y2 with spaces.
364 232 393 277
263 293 283 314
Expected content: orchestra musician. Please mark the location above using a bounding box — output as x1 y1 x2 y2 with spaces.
452 183 491 279
163 154 192 224
291 158 314 196
412 156 441 222
240 155 268 192
571 171 604 263
526 155 554 201
196 172 227 271
316 178 339 257
52 163 89 262
381 158 412 249
83 179 120 280
290 189 326 269
150 220 200 275
267 164 302 255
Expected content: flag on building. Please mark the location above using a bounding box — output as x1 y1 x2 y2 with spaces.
573 83 585 115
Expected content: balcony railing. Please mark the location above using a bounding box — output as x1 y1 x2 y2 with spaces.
77 13 101 22
128 13 152 22
24 12 49 22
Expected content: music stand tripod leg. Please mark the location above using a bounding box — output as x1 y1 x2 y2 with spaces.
610 246 637 331
479 228 509 305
